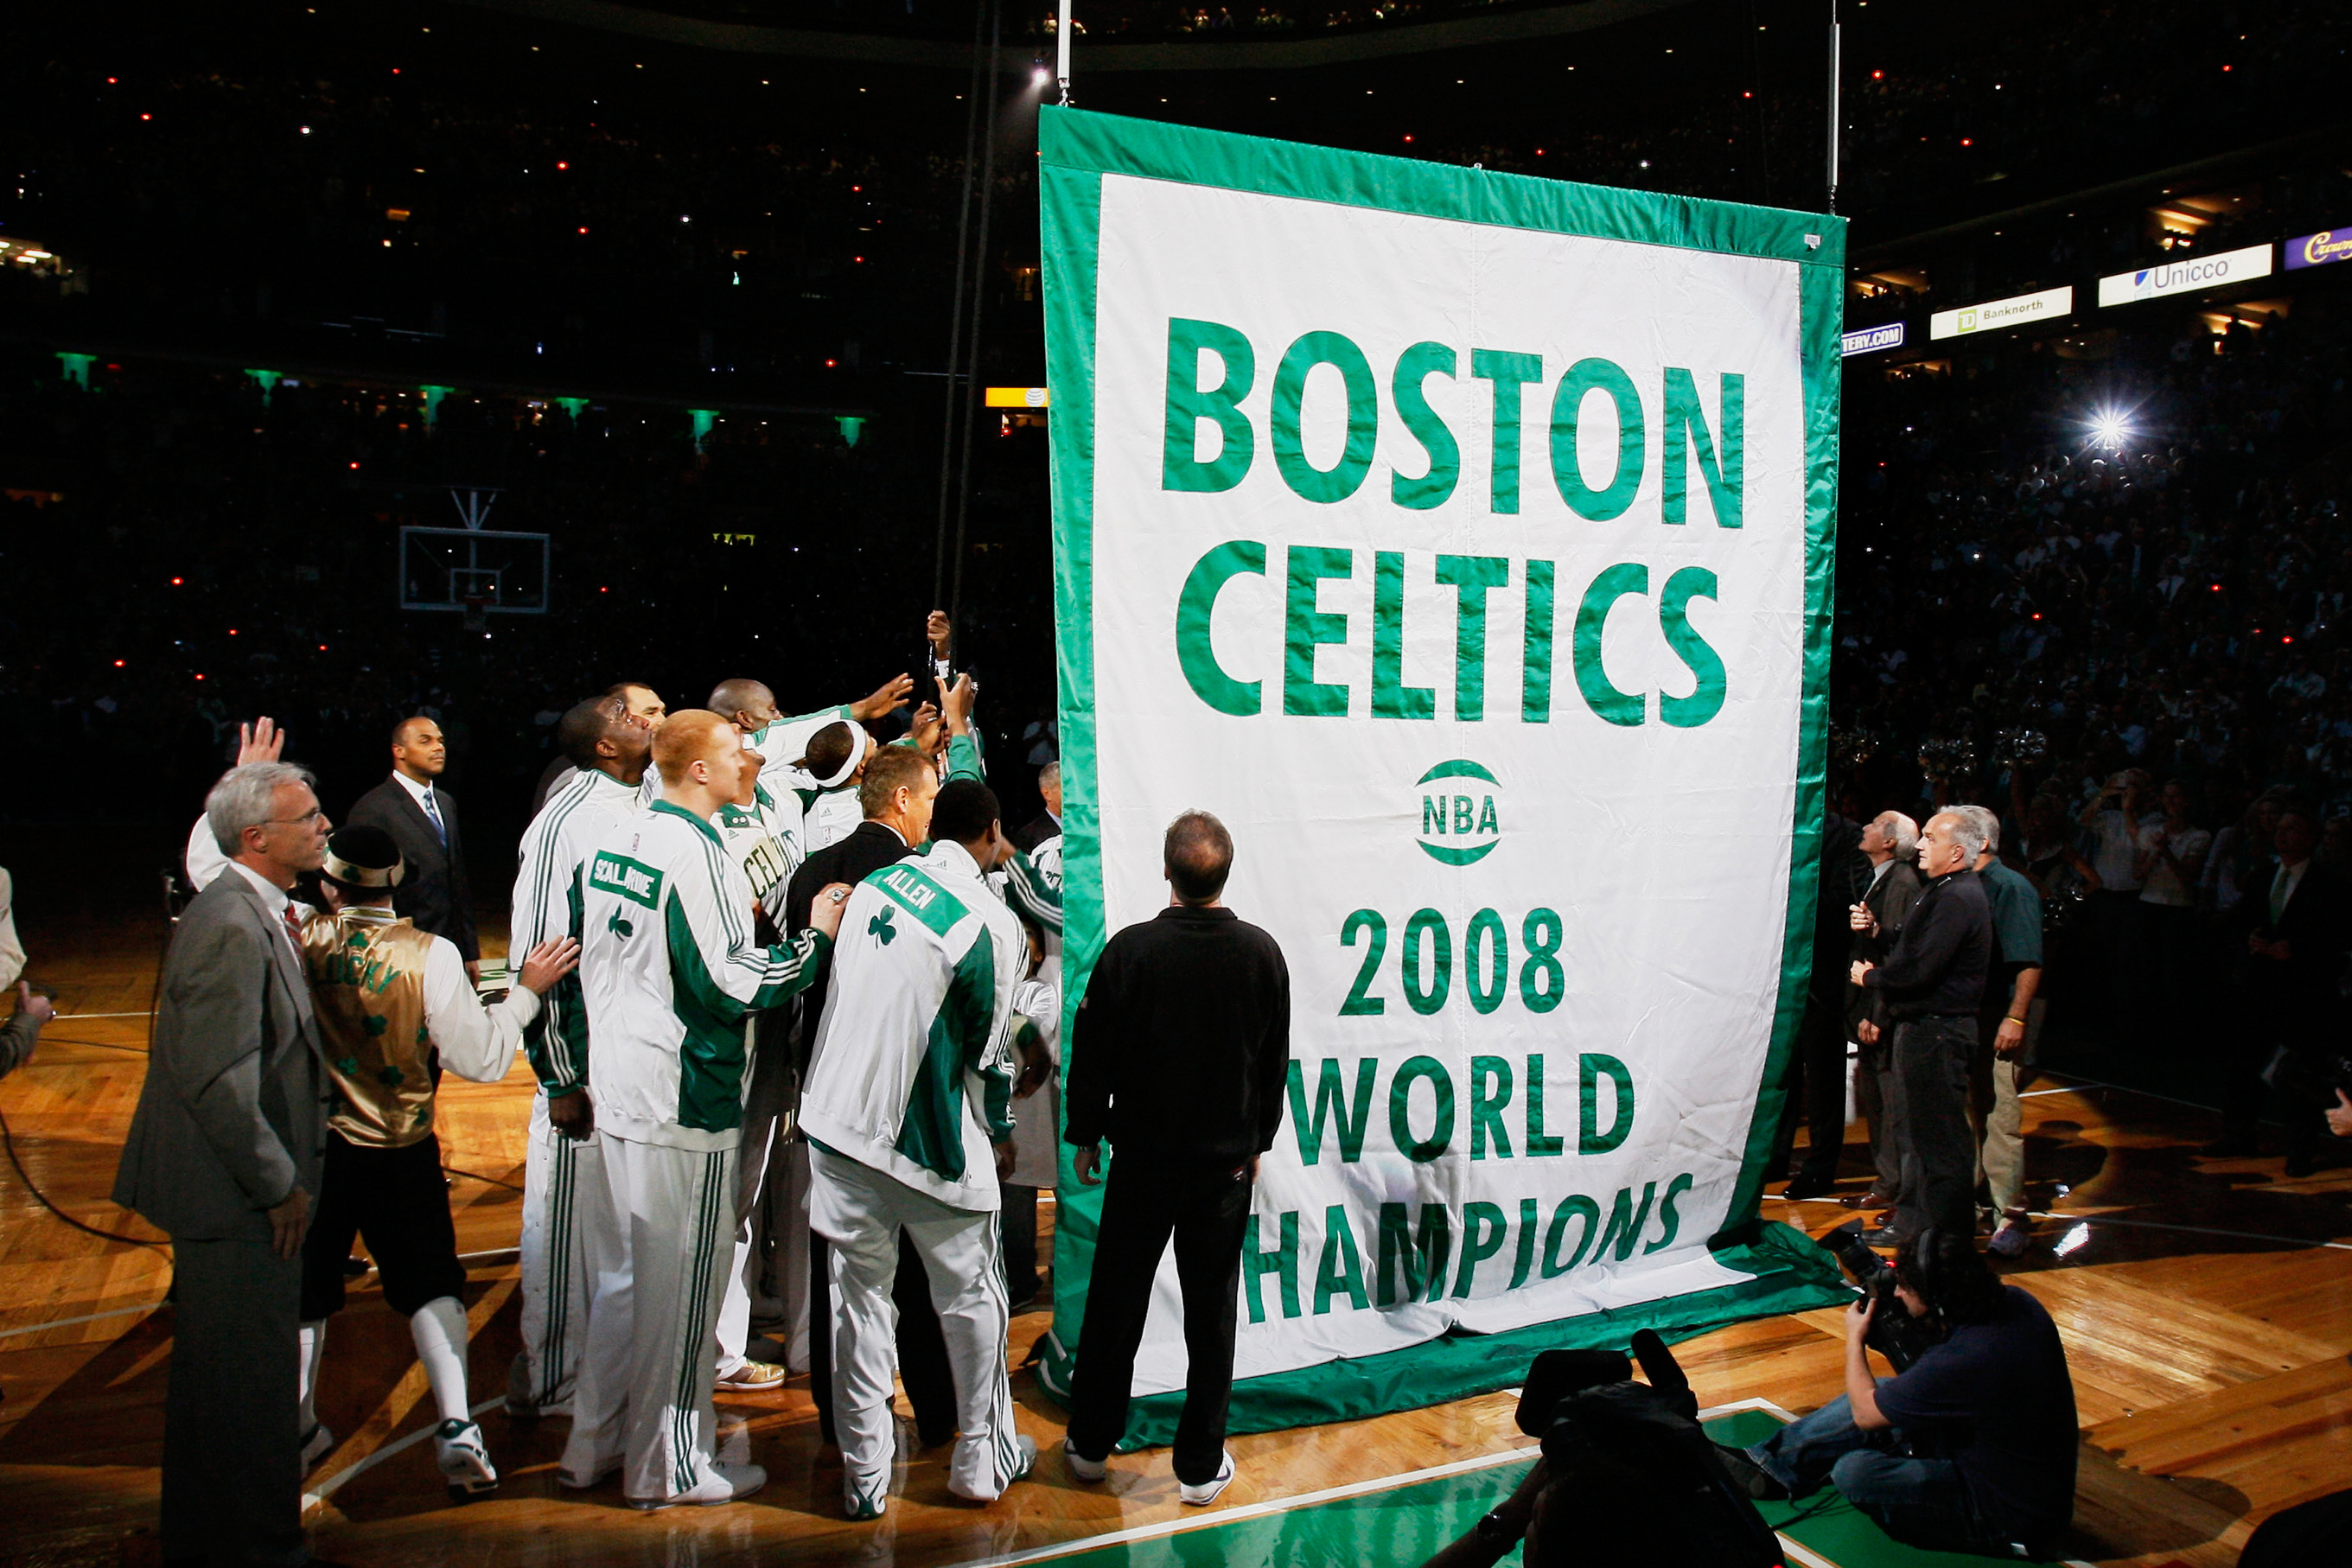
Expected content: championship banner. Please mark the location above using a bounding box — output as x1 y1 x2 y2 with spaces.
1037 106 1848 1442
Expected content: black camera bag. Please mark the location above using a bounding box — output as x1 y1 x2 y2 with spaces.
1533 1329 1784 1568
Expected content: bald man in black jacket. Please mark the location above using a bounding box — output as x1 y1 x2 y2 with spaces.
1061 810 1290 1507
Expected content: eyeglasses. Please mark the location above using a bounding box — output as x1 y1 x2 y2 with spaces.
265 807 327 827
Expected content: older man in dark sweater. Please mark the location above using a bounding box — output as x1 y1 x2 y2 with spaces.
1061 810 1290 1507
1853 810 1992 1246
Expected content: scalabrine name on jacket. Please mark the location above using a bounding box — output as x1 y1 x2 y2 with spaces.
1159 317 1749 728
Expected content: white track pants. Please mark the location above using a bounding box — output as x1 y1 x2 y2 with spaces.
513 1091 602 1412
560 1131 737 1504
809 1144 1018 1505
780 1140 813 1372
714 1030 793 1374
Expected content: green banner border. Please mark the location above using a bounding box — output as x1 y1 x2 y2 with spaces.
1040 105 1844 1439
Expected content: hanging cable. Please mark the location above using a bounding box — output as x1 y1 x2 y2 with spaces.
933 0 990 610
949 0 1003 630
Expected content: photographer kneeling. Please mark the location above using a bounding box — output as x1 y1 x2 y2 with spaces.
1722 1230 2078 1559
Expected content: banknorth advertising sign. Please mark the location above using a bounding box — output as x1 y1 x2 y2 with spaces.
1840 322 1906 357
1037 106 1845 1440
2285 228 2352 271
1929 285 2072 340
2097 242 2273 307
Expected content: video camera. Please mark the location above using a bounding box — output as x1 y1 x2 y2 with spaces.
1511 1331 1782 1568
1817 1222 1943 1373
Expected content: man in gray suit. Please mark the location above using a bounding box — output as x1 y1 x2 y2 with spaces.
115 762 340 1567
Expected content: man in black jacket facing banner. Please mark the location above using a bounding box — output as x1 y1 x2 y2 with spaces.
1852 810 1992 1246
1061 810 1291 1507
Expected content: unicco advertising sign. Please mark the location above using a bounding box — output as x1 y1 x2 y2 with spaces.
1036 105 1847 1441
2097 242 2274 307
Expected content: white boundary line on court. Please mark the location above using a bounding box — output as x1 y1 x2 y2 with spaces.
941 1393 2107 1568
302 1394 501 1510
0 1300 166 1338
53 1010 156 1019
943 1401 1795 1568
1782 1195 2352 1253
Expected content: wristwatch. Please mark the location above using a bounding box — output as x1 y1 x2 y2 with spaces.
1473 1509 1520 1548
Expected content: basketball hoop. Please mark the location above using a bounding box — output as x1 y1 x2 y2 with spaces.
461 593 491 633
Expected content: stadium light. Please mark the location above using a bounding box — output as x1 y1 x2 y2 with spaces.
2085 408 2132 449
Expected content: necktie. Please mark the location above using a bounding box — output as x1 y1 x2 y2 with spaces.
2270 865 2292 927
422 786 448 846
283 903 304 951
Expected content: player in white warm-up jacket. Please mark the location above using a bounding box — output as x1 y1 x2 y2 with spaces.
799 777 1031 1520
505 695 650 1422
558 711 848 1511
708 744 808 1392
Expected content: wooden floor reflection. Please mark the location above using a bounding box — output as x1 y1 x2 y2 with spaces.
2 906 2347 1567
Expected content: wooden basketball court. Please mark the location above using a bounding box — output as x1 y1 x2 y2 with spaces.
3 900 2347 1567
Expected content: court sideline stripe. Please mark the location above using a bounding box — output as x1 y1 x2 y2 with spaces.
1782 1195 2352 1252
302 1394 502 1510
942 1401 1802 1568
0 1301 164 1338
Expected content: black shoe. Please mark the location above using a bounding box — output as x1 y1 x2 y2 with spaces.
1711 1441 1790 1501
2201 1135 2260 1158
341 1254 371 1279
2284 1149 2318 1179
1782 1173 1838 1201
1856 1226 1904 1248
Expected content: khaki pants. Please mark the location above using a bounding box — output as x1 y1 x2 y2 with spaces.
1969 1025 2026 1221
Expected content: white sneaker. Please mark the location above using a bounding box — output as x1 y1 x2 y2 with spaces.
1179 1450 1235 1507
845 1476 889 1520
627 1460 766 1510
556 1456 620 1490
298 1424 335 1472
1064 1436 1106 1482
947 1431 1037 1502
433 1418 499 1497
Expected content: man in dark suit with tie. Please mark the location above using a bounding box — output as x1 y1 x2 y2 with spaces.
1844 812 1924 1214
1014 760 1062 852
114 761 341 1567
1778 809 1870 1198
781 743 963 1451
346 717 480 980
2212 806 2352 1173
